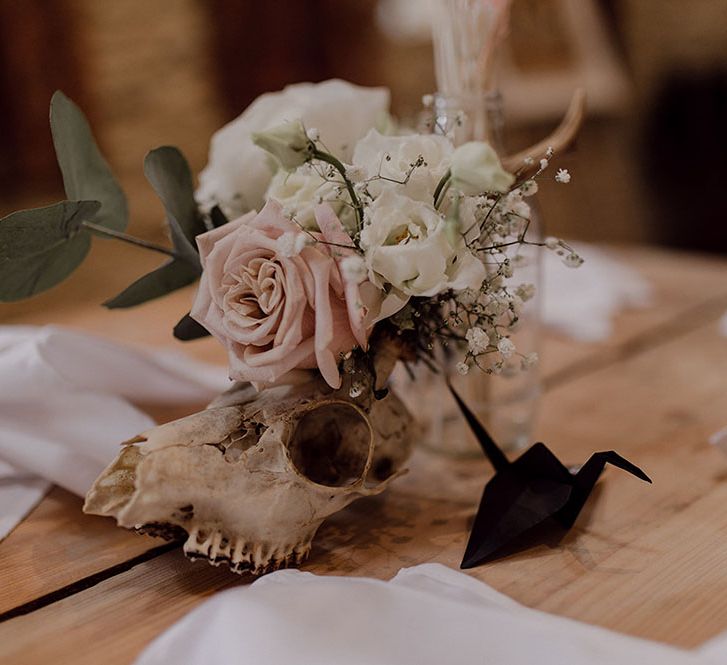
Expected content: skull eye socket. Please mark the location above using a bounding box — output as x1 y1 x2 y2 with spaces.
289 403 371 487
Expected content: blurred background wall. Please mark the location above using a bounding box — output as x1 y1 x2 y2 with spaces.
0 0 725 312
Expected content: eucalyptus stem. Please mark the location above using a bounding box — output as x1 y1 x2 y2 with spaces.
433 169 451 209
81 221 178 259
312 149 363 227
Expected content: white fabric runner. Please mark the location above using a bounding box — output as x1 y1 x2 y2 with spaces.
135 563 720 665
0 325 229 541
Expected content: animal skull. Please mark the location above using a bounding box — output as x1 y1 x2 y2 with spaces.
84 376 413 575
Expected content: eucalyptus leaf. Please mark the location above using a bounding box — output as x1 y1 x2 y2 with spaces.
50 91 128 232
144 146 206 271
144 146 205 241
104 146 211 309
168 216 202 271
103 258 199 309
0 200 100 301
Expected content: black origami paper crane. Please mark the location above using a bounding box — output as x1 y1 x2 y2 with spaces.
449 385 651 569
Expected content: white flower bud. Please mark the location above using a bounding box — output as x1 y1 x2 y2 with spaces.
456 361 469 375
450 142 515 196
252 120 313 170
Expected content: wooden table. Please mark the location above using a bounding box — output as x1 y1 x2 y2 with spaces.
2 245 727 664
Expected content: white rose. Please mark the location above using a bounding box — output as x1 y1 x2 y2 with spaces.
450 141 514 195
360 190 485 312
196 79 390 217
352 130 453 202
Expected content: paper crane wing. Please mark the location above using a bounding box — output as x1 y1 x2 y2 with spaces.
555 451 652 528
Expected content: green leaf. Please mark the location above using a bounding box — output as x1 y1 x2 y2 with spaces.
144 146 205 271
144 146 205 241
0 200 100 301
103 259 200 309
50 91 128 232
104 146 212 309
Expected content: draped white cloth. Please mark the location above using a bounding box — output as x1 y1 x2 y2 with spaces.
135 563 721 665
0 325 229 540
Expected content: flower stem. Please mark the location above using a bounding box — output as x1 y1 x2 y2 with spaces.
312 149 364 227
433 169 451 209
81 221 178 259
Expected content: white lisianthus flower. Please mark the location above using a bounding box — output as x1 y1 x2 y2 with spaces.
360 190 486 314
196 79 390 217
252 120 313 171
450 141 514 196
265 166 352 230
352 130 453 202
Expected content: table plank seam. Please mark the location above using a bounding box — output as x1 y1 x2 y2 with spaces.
544 290 727 391
0 541 179 624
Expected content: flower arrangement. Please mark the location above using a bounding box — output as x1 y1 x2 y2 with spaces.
1 79 591 574
0 80 582 396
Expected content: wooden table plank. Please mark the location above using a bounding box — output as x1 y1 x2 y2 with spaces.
0 488 166 614
540 245 727 382
0 551 240 665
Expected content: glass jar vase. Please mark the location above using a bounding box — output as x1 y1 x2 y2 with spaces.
405 92 544 456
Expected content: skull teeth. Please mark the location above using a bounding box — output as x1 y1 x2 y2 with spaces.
183 525 313 575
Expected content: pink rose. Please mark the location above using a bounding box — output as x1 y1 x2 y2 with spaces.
191 200 369 389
